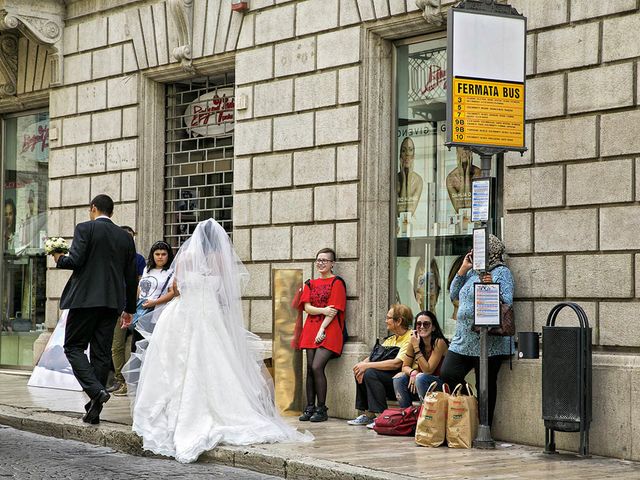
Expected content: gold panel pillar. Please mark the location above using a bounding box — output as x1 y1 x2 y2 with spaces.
272 269 304 416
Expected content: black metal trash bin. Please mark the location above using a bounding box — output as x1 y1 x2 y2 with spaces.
518 331 540 359
542 302 592 457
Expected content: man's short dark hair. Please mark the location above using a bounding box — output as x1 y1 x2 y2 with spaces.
121 225 135 236
90 194 114 216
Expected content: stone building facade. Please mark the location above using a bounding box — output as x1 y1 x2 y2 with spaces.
0 0 639 460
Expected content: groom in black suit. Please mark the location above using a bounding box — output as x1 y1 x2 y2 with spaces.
53 194 138 424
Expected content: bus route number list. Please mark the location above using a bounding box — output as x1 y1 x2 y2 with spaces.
452 78 524 149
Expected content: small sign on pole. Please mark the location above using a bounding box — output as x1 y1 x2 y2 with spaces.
474 283 501 327
472 227 487 272
471 177 492 223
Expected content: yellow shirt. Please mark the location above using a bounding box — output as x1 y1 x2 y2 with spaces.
382 329 412 361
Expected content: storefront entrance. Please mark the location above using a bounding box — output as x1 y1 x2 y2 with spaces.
1 111 49 367
393 36 501 337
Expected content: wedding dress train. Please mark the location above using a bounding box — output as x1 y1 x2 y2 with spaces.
123 220 311 463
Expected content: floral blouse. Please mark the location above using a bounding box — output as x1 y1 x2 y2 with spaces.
448 265 514 357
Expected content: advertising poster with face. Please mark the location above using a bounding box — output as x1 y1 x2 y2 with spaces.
3 191 16 252
396 122 436 238
14 185 46 254
436 122 481 236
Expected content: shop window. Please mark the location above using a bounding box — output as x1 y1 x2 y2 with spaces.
394 37 500 337
165 74 235 247
1 111 48 366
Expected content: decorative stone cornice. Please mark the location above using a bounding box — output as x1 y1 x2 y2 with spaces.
168 0 195 74
0 0 64 45
0 32 17 96
0 1 65 96
415 0 445 26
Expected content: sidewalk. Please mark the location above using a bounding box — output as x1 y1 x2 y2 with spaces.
0 372 637 480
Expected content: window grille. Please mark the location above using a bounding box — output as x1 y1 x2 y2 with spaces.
164 73 235 248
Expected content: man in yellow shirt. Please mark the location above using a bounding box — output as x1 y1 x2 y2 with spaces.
348 304 413 428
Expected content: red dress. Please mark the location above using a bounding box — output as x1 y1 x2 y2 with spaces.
297 276 347 355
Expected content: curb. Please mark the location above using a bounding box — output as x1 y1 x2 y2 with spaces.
0 405 415 480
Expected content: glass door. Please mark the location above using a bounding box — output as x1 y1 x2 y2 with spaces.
394 37 499 337
1 110 49 367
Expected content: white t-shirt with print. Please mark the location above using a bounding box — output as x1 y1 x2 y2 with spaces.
138 268 173 301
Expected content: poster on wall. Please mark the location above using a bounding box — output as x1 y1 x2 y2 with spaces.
396 252 468 339
3 188 17 252
396 256 422 314
395 240 442 317
13 183 46 254
436 121 482 236
396 122 436 238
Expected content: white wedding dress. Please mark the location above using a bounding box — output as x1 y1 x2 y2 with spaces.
123 220 311 463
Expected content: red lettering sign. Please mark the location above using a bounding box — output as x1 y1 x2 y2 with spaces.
421 65 447 94
185 88 235 137
21 125 49 154
189 94 234 128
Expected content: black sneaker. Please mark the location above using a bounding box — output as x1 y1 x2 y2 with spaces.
299 405 315 421
310 405 328 422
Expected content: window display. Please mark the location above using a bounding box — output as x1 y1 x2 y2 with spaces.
394 38 500 337
1 111 48 367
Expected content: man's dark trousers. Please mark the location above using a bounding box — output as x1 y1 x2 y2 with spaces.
64 307 119 400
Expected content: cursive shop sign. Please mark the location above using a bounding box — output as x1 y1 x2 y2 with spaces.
184 88 235 137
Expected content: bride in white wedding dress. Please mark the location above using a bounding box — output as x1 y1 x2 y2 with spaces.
122 219 312 463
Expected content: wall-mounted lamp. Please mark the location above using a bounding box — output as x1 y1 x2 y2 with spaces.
231 0 249 12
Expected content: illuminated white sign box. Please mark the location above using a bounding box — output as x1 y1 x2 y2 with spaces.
451 10 526 83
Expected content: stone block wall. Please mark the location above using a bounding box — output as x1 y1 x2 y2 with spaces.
497 1 640 459
504 1 640 350
45 9 141 328
233 1 371 338
14 0 640 457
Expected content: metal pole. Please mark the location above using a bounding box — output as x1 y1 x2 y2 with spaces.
473 152 495 449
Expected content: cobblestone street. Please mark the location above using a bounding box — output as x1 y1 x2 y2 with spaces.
0 425 279 480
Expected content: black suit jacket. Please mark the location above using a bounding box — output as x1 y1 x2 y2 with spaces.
57 217 138 314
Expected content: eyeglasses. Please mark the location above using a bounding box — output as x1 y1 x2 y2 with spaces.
315 259 334 265
415 321 432 328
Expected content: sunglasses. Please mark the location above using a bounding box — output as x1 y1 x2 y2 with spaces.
415 321 432 328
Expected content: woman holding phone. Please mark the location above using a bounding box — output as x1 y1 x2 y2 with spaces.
439 234 514 426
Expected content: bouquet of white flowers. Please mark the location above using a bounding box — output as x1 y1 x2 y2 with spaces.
44 237 69 255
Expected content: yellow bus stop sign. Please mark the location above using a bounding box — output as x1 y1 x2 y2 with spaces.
451 77 525 149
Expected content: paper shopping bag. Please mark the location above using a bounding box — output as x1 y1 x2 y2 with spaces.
446 383 478 449
415 381 450 447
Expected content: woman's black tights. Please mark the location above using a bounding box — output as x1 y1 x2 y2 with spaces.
305 347 334 407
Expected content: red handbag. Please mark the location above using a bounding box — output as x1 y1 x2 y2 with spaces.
373 406 420 436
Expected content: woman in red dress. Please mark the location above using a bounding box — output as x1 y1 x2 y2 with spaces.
297 248 347 423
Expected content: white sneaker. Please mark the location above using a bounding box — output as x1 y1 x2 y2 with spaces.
347 414 372 426
366 421 376 429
